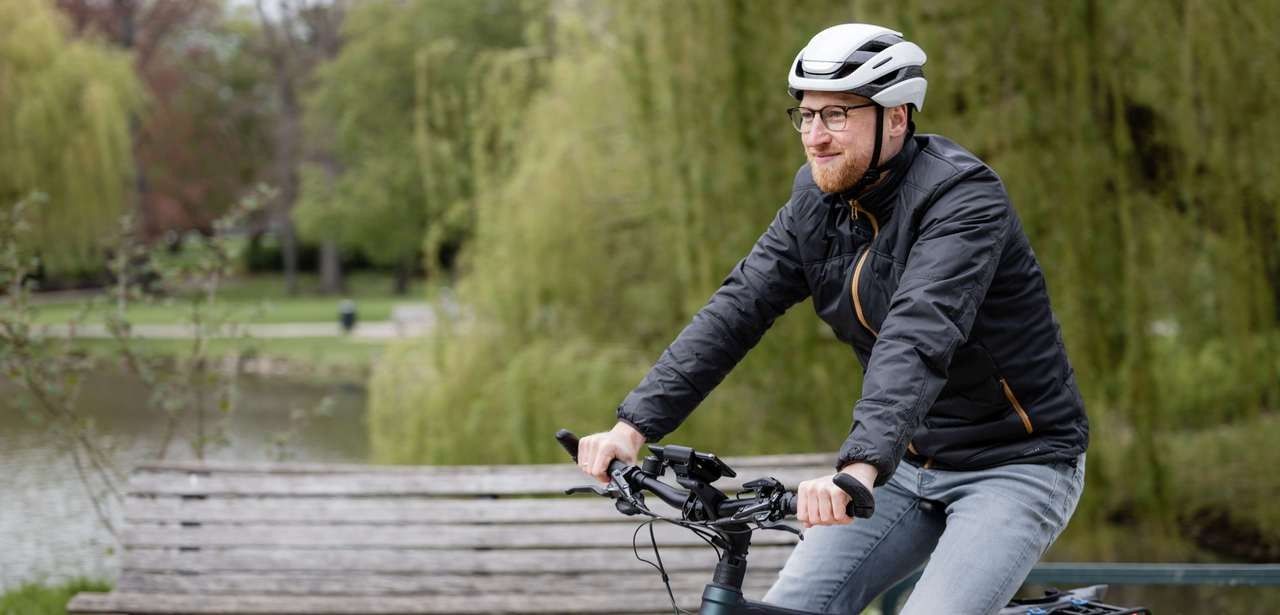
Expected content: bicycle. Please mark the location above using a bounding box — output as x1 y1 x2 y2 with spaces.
555 429 1150 615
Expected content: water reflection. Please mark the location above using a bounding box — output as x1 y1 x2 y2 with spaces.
0 367 368 590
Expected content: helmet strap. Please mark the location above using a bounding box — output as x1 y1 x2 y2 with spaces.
847 105 886 196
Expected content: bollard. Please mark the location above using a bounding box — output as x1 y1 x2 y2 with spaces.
338 298 357 334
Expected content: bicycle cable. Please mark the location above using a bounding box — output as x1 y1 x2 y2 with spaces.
631 519 694 615
617 484 798 614
620 491 733 614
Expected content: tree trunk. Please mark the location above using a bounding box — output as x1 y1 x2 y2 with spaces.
278 213 299 294
258 0 303 296
319 239 343 294
394 256 412 295
273 77 302 295
114 0 151 237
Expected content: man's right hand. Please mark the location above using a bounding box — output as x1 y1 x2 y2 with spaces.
576 422 646 483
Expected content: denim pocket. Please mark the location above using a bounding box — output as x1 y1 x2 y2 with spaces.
1053 454 1086 522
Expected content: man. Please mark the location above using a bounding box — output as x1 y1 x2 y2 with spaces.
575 23 1088 614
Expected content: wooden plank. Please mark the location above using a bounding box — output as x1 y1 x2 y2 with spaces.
130 454 830 475
126 466 832 497
123 545 796 575
69 582 775 614
124 495 685 525
123 520 801 549
116 569 783 597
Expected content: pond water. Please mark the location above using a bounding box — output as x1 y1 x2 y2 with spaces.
0 366 369 591
1 368 1275 612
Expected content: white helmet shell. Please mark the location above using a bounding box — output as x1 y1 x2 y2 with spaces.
788 23 928 111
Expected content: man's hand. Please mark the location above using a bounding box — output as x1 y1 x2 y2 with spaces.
576 422 646 483
795 462 878 528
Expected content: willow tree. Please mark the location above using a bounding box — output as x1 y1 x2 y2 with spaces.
876 0 1280 513
296 0 540 293
371 1 862 465
0 0 142 276
372 0 1280 529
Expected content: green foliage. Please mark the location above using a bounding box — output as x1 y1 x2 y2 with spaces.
0 578 109 615
896 0 1280 513
369 330 649 465
371 0 1280 532
1162 413 1280 543
295 0 540 271
371 2 865 464
0 0 142 276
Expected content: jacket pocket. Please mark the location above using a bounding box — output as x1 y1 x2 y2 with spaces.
999 377 1034 434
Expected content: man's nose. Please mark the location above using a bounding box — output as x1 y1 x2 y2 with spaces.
802 120 832 146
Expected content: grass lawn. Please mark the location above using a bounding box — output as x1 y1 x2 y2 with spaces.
0 579 109 615
69 335 389 383
30 273 431 326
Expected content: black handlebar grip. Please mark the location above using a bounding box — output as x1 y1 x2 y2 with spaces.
833 473 875 519
555 429 580 462
781 492 865 519
557 429 629 479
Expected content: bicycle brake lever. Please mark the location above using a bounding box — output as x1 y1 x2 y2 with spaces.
565 484 616 497
759 521 803 539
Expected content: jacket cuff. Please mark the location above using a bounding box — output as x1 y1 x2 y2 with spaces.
835 445 896 488
615 406 663 443
615 416 655 443
835 403 912 488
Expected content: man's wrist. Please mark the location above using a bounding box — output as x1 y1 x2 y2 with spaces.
838 462 878 490
612 420 647 447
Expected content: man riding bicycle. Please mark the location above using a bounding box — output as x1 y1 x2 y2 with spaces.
575 23 1089 614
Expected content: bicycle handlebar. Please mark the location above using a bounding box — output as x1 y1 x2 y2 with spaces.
555 429 874 520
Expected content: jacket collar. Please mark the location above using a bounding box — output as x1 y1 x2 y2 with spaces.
833 126 919 220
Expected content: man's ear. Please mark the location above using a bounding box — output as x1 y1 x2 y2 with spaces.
887 105 911 138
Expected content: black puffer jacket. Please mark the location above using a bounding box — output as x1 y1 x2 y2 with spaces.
616 133 1089 486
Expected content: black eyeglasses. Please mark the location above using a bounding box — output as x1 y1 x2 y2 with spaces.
786 103 877 133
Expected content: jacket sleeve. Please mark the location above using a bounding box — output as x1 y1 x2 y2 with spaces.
836 168 1011 485
616 200 812 442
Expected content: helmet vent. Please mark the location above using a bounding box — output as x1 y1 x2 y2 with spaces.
831 63 863 80
871 69 901 87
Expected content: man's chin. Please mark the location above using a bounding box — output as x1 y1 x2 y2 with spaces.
812 166 861 194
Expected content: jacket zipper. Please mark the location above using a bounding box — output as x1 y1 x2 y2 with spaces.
853 202 936 466
999 377 1034 434
850 200 881 337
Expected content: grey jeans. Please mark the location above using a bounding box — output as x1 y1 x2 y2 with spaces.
763 454 1086 614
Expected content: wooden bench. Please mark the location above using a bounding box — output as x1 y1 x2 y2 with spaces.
68 454 833 614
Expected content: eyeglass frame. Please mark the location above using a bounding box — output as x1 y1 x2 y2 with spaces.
785 102 878 133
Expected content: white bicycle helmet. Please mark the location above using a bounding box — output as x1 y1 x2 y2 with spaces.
788 24 927 194
788 23 927 110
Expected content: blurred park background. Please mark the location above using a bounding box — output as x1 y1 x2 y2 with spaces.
1 0 1278 612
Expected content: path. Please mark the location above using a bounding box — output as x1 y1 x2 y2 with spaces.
36 303 448 340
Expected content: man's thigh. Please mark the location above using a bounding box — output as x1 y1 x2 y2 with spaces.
764 464 945 614
899 455 1086 615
